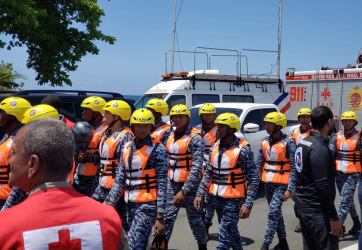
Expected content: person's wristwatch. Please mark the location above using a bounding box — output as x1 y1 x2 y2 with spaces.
181 189 188 195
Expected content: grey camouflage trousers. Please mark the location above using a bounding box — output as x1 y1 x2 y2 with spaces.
336 171 359 224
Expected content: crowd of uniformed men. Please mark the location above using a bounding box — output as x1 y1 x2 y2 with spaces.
0 94 360 250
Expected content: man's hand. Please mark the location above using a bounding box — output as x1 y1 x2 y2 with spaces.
173 191 187 206
77 150 89 162
283 190 293 201
153 219 166 236
194 197 203 210
330 220 343 237
239 205 251 219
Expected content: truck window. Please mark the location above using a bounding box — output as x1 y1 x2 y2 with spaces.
192 94 220 106
223 95 254 103
166 95 186 114
259 108 278 130
241 109 262 132
60 103 76 123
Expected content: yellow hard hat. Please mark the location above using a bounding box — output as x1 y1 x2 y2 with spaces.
215 113 240 132
264 112 287 128
0 97 32 122
103 100 132 121
130 108 155 126
22 104 59 124
199 103 216 116
81 96 106 114
170 104 191 118
145 99 168 116
297 108 311 118
341 111 358 122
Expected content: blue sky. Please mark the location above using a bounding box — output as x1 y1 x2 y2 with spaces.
2 0 362 95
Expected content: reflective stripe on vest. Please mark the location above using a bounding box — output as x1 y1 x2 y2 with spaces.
195 126 218 177
77 124 108 176
261 139 291 184
292 127 312 145
151 124 171 144
166 128 198 182
98 127 134 189
209 140 249 198
0 137 13 200
67 158 76 185
336 131 361 173
123 141 157 203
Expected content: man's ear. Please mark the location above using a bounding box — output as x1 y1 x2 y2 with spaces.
28 155 40 179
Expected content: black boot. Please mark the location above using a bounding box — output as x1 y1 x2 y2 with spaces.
273 238 289 250
205 224 211 242
294 221 302 233
349 215 361 234
260 242 269 250
198 243 207 250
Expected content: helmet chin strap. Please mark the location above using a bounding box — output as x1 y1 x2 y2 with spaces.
344 124 357 132
269 125 282 136
108 115 121 129
220 127 235 142
88 111 101 126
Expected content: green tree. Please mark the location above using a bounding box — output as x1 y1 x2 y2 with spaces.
0 61 26 91
0 0 116 87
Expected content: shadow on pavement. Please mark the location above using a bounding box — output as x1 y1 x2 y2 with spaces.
339 233 359 242
207 233 255 247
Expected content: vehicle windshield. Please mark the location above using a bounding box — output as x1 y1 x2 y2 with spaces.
189 107 243 127
135 93 168 109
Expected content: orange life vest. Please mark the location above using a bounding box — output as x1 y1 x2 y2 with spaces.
151 124 171 144
77 124 108 176
122 141 157 203
166 128 199 183
67 158 76 185
209 140 249 198
195 126 218 177
0 137 13 200
98 127 134 189
292 127 313 145
261 139 291 184
336 131 361 174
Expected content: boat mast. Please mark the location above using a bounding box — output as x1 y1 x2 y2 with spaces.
277 0 283 80
171 0 177 74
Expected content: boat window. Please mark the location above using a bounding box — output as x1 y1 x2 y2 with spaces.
222 95 254 103
241 109 262 132
166 95 186 114
135 93 168 109
192 94 220 106
189 107 243 128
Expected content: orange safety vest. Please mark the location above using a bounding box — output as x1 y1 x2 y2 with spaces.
67 158 76 185
209 140 249 198
0 137 13 200
336 131 361 174
195 126 218 176
122 141 157 203
77 124 108 176
98 127 134 189
261 139 291 184
292 127 313 145
151 124 171 144
166 128 199 183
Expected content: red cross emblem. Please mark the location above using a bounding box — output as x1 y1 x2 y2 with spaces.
320 88 331 101
49 229 81 250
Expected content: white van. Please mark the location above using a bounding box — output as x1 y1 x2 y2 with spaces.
135 70 291 121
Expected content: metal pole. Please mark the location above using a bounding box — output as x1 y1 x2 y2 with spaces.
171 0 177 74
277 0 283 80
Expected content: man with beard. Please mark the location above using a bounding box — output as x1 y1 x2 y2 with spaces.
294 106 343 249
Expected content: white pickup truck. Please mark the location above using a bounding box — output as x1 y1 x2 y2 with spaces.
189 103 299 156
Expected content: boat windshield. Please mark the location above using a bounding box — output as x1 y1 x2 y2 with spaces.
135 93 168 109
